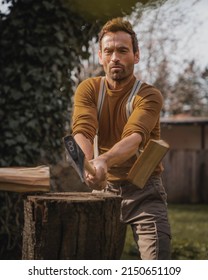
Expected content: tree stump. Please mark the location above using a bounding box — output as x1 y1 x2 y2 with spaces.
22 192 125 260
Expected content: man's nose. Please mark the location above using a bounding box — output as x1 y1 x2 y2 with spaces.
111 51 119 62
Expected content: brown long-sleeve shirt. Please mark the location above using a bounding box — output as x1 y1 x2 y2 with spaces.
72 76 163 181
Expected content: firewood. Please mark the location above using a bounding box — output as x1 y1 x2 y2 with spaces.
0 165 50 192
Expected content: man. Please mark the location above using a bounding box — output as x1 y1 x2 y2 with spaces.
71 17 171 259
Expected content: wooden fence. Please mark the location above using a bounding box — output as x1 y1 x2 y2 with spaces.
162 149 208 203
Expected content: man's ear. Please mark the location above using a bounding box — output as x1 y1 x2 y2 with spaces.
134 50 140 64
98 50 103 65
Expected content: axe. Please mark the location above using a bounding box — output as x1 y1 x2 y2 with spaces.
63 135 95 183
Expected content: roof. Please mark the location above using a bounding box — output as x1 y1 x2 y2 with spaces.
160 115 208 125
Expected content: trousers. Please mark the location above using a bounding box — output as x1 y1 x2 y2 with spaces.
102 175 171 260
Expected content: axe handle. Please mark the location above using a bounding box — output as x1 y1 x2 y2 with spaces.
84 159 96 176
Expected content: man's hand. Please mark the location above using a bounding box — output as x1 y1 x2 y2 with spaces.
85 158 107 190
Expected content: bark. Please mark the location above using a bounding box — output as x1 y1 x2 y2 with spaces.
22 192 125 260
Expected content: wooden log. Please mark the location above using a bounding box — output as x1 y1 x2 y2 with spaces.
0 166 50 192
127 139 169 188
22 192 124 260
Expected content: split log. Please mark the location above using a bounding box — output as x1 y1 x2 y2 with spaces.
0 166 50 192
22 192 125 260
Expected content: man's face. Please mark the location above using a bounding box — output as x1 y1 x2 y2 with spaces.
98 31 139 82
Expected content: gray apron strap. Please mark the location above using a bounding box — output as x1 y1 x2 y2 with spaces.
94 77 106 158
126 79 142 118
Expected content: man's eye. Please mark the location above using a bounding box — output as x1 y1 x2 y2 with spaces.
105 50 112 54
120 49 128 53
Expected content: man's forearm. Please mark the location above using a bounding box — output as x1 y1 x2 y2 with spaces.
98 132 142 169
74 133 94 161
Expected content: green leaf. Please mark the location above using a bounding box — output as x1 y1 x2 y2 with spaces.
22 82 32 91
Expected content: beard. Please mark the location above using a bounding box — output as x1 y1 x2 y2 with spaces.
109 66 125 81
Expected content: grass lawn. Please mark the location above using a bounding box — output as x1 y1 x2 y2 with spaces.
121 204 208 260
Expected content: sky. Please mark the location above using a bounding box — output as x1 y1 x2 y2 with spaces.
190 0 208 69
131 0 208 74
0 0 10 13
166 0 208 70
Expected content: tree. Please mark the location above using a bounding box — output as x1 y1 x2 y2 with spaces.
0 0 100 167
169 61 208 116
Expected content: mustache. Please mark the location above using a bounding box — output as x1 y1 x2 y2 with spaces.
110 63 124 68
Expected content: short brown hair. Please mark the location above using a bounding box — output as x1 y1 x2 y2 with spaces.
98 17 139 53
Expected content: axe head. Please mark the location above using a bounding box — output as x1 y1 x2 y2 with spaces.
63 135 85 182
